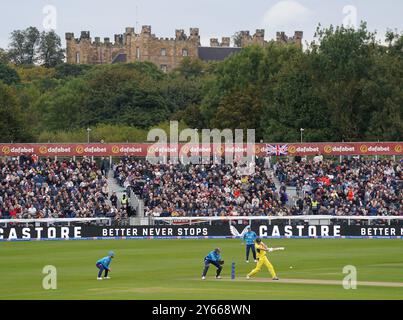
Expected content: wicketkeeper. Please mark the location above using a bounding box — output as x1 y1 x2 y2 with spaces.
202 248 224 280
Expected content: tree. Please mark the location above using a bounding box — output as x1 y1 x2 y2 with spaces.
232 32 243 47
307 22 392 141
262 51 331 142
34 77 89 132
211 85 264 139
200 44 280 139
15 65 56 83
0 63 20 85
385 29 403 55
0 22 401 143
0 81 31 142
8 30 25 65
0 48 9 64
174 57 206 79
39 30 65 68
174 104 204 129
367 98 403 141
24 27 41 64
55 64 93 79
200 23 403 142
36 62 172 131
8 27 40 65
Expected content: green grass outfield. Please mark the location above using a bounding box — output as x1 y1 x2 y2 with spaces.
1 238 403 300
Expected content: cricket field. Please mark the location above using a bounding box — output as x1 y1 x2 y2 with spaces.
1 238 403 300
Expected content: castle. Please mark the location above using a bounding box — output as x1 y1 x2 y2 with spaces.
66 26 303 72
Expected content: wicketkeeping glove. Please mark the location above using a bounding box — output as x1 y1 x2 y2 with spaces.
219 260 225 265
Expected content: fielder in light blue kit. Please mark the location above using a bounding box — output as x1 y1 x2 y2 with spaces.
243 226 257 263
96 251 115 280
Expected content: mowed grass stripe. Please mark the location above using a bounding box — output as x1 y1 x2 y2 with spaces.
195 276 403 287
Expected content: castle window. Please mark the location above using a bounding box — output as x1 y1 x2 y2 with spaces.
161 48 167 56
160 64 167 73
182 49 188 57
136 47 140 59
76 52 80 64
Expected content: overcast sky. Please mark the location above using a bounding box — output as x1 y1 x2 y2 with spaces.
0 0 402 49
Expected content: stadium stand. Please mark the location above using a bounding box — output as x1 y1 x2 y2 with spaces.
113 157 402 218
1 155 401 220
0 157 128 224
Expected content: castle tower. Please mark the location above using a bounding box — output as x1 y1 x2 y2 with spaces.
175 29 186 41
253 29 265 45
293 31 303 47
114 34 124 45
189 28 200 45
221 37 230 47
124 27 135 61
276 31 286 43
141 25 152 36
124 27 135 45
80 31 91 40
275 31 303 48
240 31 252 47
65 31 92 64
210 38 219 47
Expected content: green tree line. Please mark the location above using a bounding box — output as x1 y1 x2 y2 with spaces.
0 23 401 143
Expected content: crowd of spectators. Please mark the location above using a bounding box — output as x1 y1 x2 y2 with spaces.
274 157 402 216
114 156 402 218
115 157 299 217
1 154 401 221
0 155 128 224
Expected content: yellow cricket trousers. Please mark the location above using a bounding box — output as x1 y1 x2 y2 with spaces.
247 256 277 278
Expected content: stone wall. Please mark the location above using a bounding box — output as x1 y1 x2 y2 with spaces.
66 26 303 70
66 26 200 72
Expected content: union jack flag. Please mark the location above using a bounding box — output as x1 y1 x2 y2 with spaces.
266 144 288 156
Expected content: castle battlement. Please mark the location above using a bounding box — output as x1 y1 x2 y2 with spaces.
65 25 302 69
276 31 304 45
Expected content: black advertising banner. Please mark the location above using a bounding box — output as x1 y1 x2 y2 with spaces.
1 224 403 241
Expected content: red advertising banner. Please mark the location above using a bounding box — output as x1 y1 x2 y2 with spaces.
256 142 403 156
0 142 402 157
0 144 148 157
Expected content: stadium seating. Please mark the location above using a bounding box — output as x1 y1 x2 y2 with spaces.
113 158 402 217
1 156 401 220
0 157 128 223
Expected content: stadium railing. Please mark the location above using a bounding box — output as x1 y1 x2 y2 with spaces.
0 217 112 227
127 185 145 217
151 215 403 226
1 216 402 227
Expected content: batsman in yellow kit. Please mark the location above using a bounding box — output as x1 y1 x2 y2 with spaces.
247 238 281 280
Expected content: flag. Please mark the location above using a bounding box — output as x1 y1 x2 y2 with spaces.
266 144 288 156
